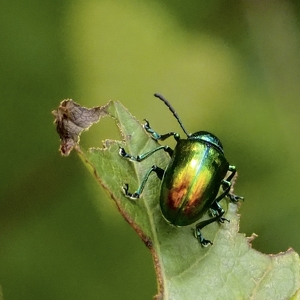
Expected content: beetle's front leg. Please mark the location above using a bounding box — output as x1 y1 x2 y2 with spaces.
144 119 180 143
119 144 173 161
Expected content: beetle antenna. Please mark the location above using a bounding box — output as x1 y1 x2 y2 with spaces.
154 93 190 137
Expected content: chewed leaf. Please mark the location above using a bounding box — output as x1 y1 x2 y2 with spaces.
52 99 108 155
53 99 300 300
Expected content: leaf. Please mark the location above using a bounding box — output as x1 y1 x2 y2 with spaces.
53 99 300 300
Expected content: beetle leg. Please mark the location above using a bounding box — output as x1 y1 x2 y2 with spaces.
120 144 171 199
144 119 180 143
211 201 229 223
213 181 231 204
218 180 244 203
209 205 229 223
122 165 164 199
194 202 225 246
215 165 244 203
122 183 140 199
119 145 173 161
226 165 237 181
228 193 244 203
218 217 230 223
194 230 213 247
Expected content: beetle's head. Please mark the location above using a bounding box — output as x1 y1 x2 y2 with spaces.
189 131 224 153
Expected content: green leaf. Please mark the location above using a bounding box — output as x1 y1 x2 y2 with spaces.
53 99 300 300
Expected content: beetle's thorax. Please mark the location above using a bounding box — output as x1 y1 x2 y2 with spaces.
188 131 224 154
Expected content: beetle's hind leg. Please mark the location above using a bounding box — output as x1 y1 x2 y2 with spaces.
122 165 164 199
194 202 225 247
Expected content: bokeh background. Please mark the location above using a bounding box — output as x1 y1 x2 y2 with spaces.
1 0 300 299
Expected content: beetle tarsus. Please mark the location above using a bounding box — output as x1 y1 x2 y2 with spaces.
202 239 213 247
219 217 230 224
119 147 128 158
194 228 213 247
228 193 244 203
122 184 140 199
143 119 162 140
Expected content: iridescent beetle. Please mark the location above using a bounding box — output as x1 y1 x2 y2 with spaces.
119 94 243 246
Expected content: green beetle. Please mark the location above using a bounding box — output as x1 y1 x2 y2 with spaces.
119 93 243 246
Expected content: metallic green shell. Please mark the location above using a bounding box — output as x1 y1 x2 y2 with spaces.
160 139 229 226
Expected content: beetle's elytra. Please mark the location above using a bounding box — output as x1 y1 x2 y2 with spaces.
119 93 243 246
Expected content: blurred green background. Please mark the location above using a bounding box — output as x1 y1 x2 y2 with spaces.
1 0 300 299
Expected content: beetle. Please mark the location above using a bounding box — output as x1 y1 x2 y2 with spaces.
119 93 243 246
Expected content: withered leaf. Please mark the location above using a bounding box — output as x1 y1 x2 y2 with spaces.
52 99 107 155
